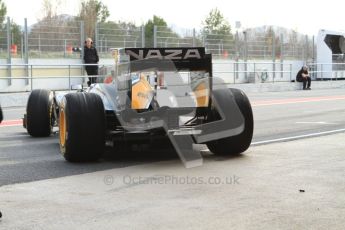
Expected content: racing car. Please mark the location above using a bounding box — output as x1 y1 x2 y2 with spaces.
23 47 253 167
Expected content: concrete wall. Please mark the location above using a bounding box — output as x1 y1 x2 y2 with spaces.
0 58 115 92
213 59 304 84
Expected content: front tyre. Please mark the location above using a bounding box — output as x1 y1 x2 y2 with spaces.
26 89 54 137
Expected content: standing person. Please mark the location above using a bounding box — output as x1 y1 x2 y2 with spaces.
296 65 311 90
0 104 3 124
83 38 99 86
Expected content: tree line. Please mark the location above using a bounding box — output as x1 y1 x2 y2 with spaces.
0 0 233 48
0 0 311 59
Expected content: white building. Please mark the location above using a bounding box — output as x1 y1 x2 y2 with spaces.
317 29 345 79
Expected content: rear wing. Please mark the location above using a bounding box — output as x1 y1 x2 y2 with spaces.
125 47 212 74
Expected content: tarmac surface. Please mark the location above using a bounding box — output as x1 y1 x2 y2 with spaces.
1 88 345 186
0 132 344 229
0 88 345 229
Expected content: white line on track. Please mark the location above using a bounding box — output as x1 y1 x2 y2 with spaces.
0 134 29 138
2 107 25 111
251 128 345 146
295 121 338 125
0 124 22 128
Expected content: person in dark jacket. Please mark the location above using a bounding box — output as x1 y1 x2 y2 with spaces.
296 65 311 90
0 104 3 124
83 38 99 86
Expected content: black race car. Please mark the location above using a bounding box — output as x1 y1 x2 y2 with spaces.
23 47 253 167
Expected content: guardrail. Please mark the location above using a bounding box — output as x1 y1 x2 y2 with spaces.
307 63 345 80
213 61 295 84
0 63 112 92
0 62 344 93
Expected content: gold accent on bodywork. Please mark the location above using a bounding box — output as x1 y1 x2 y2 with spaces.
131 76 153 109
193 81 209 107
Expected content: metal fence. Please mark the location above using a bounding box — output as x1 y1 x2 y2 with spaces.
245 30 276 60
0 17 315 63
155 26 195 48
96 22 144 58
0 18 11 60
28 18 82 58
154 26 314 62
0 25 8 59
281 34 314 60
203 33 235 59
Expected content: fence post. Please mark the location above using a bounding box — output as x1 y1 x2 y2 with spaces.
335 65 337 81
80 21 85 74
244 30 248 61
272 30 275 81
141 25 145 47
38 34 41 57
21 32 24 59
321 64 323 80
235 31 239 79
192 28 196 47
95 21 99 49
243 30 248 80
68 65 71 90
24 18 29 85
305 35 308 63
280 34 284 79
105 38 107 51
253 63 256 83
235 31 239 59
312 36 315 61
64 39 66 58
30 65 33 91
6 17 11 85
153 25 157 48
233 62 236 84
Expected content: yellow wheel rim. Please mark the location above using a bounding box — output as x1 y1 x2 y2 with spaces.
59 108 66 148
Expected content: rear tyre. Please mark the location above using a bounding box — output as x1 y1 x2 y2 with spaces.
59 93 105 162
26 89 54 137
206 88 253 155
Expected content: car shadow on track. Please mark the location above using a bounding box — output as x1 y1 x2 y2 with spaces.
100 141 246 165
101 141 178 163
0 131 245 187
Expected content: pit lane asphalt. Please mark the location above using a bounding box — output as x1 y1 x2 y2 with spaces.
1 88 345 186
